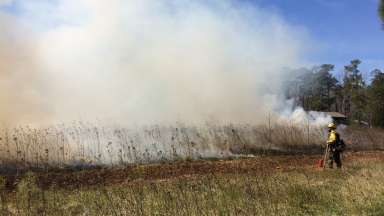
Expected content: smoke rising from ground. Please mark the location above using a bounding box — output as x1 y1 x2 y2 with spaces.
0 0 311 126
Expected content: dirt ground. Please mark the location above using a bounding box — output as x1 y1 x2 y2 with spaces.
5 151 384 190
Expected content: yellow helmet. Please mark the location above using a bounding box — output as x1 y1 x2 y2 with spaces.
327 123 336 129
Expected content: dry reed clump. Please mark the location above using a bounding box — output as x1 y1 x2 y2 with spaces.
0 161 383 215
0 122 382 170
341 127 384 151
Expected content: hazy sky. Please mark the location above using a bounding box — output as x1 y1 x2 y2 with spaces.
1 0 383 77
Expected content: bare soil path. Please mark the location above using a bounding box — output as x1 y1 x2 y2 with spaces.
5 151 384 190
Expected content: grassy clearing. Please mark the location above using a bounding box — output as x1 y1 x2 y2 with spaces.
0 160 383 215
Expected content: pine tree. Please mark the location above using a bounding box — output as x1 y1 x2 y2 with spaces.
313 64 338 111
368 69 384 127
342 59 367 124
285 65 338 112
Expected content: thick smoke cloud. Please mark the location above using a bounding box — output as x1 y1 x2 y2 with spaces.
0 12 51 124
0 0 310 126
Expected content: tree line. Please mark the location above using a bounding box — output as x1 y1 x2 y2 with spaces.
285 59 384 128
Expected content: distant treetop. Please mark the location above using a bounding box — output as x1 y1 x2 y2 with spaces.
380 0 384 26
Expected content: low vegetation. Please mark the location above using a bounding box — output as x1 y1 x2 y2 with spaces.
0 158 383 215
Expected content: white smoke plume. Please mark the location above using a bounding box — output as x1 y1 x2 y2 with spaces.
278 107 333 127
0 0 312 126
0 0 12 6
277 105 333 127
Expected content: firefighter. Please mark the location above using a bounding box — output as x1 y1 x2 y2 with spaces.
326 123 343 169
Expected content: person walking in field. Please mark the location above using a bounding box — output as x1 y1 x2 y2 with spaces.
326 123 345 169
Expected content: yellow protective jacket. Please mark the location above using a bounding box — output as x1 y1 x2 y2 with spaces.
327 130 337 145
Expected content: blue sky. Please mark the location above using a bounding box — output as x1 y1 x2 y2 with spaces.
244 0 384 79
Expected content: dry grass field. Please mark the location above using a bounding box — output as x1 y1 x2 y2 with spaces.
0 151 382 215
0 124 383 215
0 123 383 171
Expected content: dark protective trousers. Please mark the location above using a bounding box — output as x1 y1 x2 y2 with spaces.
328 149 342 168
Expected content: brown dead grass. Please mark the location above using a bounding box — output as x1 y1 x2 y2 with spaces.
2 150 383 190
